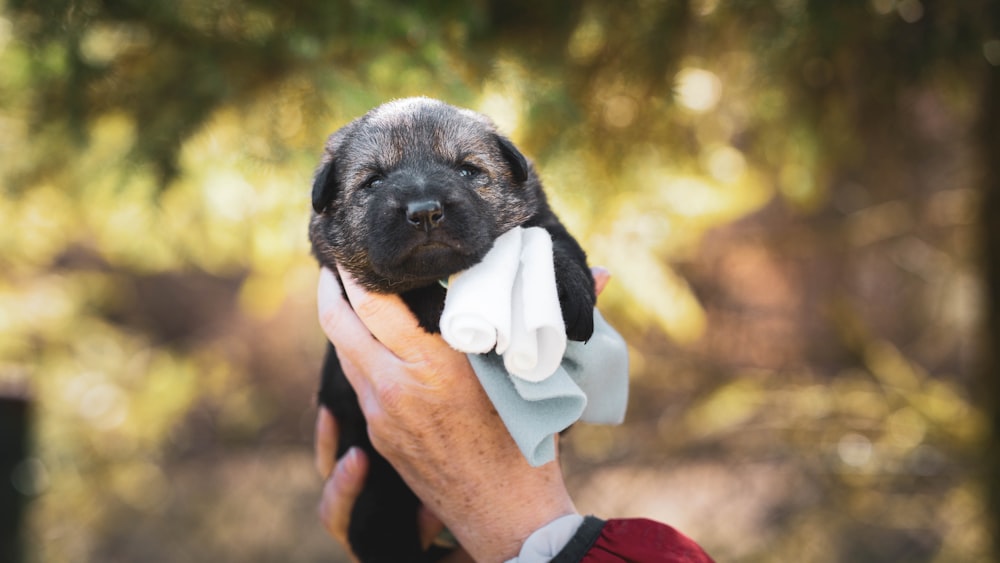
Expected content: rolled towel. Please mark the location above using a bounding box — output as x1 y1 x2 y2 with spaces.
503 227 567 382
440 227 522 354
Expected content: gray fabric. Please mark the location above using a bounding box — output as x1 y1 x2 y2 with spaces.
469 309 629 467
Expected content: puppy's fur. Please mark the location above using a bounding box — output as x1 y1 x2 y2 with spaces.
310 98 594 562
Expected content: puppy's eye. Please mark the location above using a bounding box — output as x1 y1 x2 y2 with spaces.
362 175 384 189
458 164 482 179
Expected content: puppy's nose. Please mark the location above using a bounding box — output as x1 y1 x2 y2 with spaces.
405 199 444 231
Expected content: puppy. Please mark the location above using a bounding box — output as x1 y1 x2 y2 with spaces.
310 97 595 562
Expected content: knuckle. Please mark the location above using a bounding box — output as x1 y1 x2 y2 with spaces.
352 293 392 322
372 377 408 418
318 302 346 340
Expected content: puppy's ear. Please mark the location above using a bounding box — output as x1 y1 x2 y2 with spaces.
312 127 353 213
311 159 338 213
495 134 529 183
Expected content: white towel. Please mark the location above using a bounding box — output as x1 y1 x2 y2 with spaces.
440 226 567 382
440 227 523 354
503 227 567 382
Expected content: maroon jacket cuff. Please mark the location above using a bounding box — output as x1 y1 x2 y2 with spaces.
552 516 715 562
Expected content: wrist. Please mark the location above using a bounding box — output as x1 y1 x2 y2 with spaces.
504 513 585 563
434 459 576 562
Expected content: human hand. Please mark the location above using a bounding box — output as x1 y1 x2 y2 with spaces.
315 407 470 561
315 266 611 562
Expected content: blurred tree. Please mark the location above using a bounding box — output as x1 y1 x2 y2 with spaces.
1 0 996 561
978 0 1000 551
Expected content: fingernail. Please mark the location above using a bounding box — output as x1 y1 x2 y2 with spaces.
343 447 364 476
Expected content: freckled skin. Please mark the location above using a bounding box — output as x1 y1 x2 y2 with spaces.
309 98 595 563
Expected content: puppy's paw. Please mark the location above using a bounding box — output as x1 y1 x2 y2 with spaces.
556 264 596 342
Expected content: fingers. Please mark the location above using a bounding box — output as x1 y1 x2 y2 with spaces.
592 266 611 297
318 446 369 546
315 407 338 479
315 408 370 551
336 265 456 359
317 268 398 394
317 268 371 349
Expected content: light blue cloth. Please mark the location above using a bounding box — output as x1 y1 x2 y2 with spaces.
468 309 629 467
505 514 585 563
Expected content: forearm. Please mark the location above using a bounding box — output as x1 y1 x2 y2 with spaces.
432 468 575 562
413 448 575 562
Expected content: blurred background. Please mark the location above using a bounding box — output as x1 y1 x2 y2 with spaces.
1 0 997 561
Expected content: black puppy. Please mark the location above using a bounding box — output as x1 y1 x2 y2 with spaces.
309 98 595 562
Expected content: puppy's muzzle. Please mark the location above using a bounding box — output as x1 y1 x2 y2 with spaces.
406 199 444 232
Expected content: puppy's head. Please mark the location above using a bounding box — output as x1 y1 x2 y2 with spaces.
310 97 542 293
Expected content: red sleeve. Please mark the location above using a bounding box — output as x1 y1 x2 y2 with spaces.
581 518 715 563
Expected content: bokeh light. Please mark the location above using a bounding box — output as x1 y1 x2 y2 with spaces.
675 68 722 113
0 2 994 562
